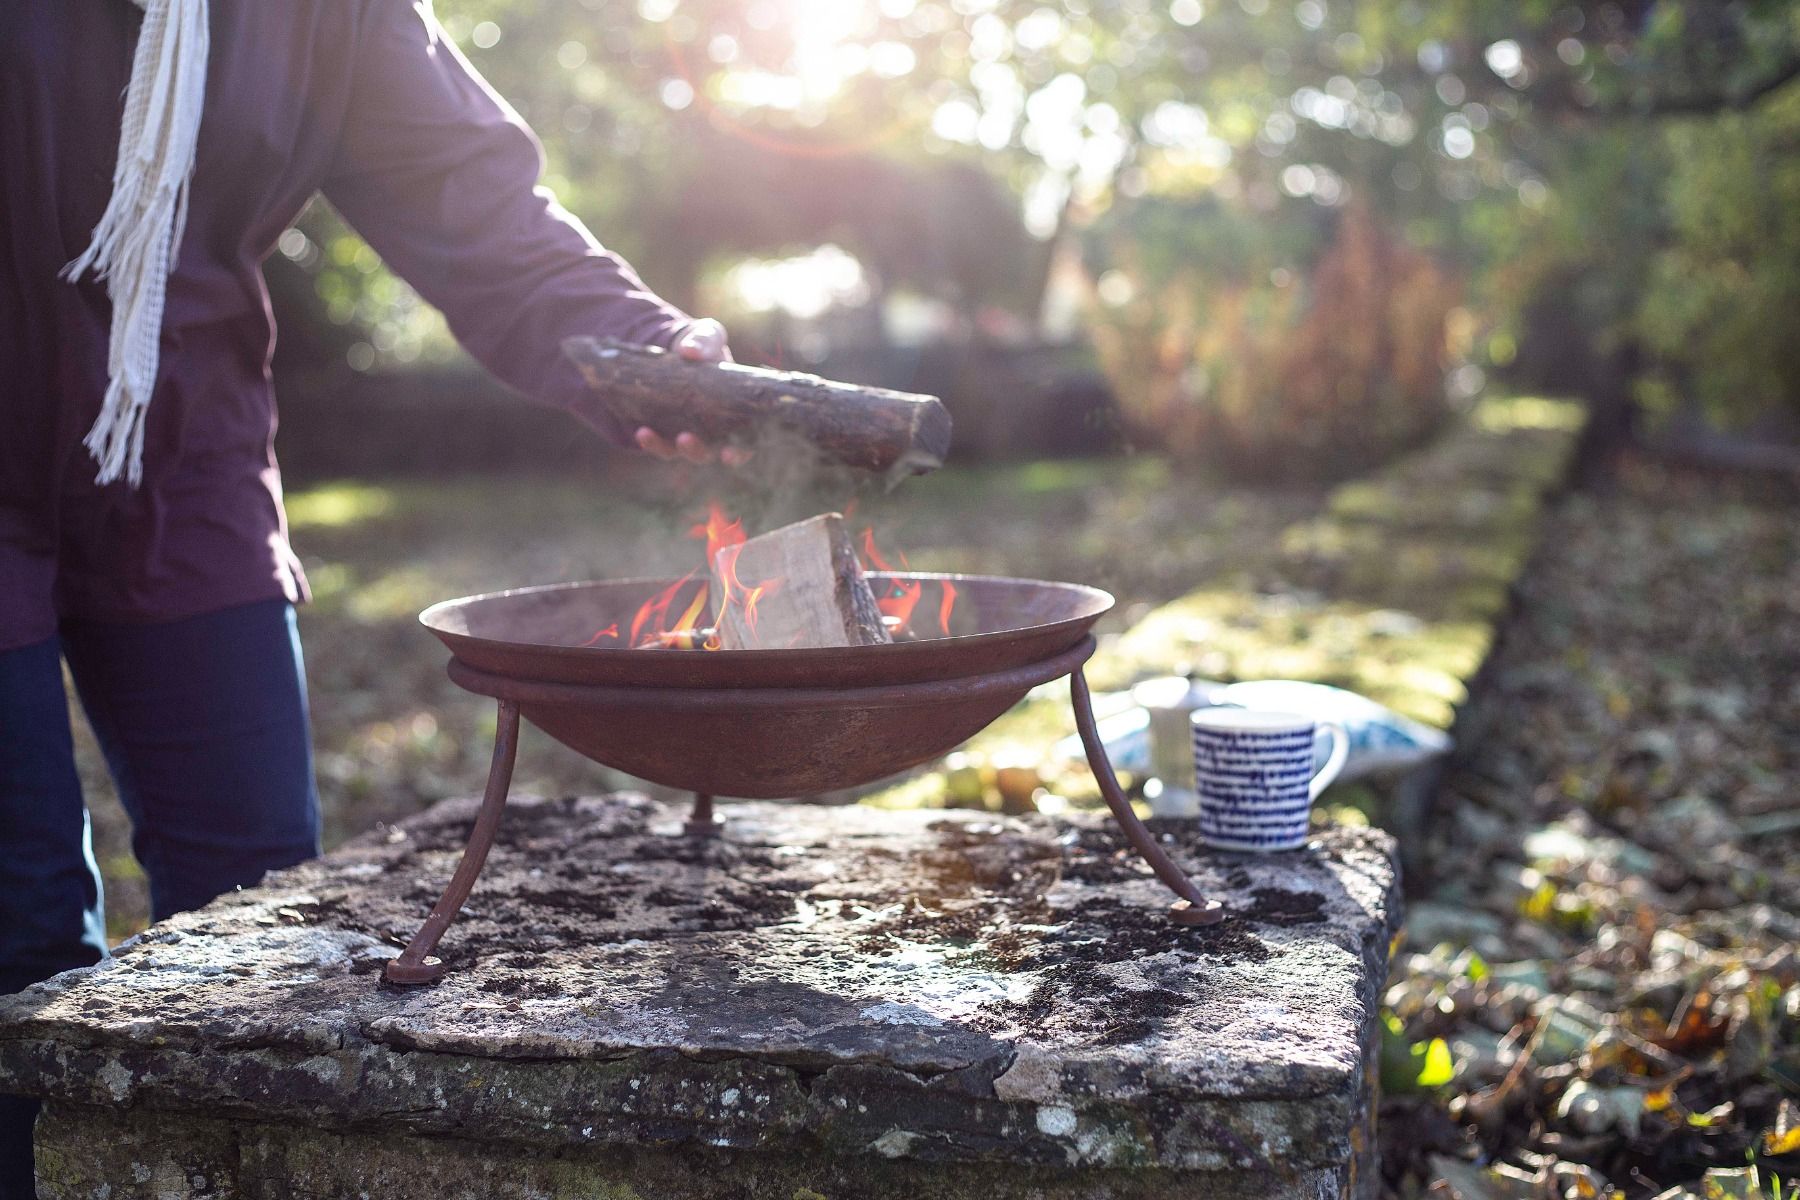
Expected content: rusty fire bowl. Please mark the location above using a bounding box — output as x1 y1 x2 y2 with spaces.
421 574 1113 798
385 572 1219 985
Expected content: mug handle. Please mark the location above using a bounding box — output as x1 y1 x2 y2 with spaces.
1310 722 1349 800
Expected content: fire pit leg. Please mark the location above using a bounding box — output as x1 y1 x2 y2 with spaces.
684 792 724 838
383 699 521 985
1070 668 1225 927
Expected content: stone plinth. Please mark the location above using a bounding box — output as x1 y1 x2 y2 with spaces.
0 794 1400 1199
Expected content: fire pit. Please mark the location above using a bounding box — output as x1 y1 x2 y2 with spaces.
384 572 1224 985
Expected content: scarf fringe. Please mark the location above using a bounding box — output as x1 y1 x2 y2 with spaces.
63 0 209 487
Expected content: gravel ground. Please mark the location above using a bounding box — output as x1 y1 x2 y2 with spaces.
1380 453 1800 1200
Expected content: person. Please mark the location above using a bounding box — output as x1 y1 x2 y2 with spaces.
0 1 745 1190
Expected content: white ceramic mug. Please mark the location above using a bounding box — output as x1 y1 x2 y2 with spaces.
1190 709 1348 851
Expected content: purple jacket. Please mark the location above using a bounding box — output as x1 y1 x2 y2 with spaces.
0 0 695 651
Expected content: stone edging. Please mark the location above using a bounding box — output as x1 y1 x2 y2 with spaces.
1 797 1400 1198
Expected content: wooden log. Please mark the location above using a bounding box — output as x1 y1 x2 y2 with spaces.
712 514 891 650
563 336 952 482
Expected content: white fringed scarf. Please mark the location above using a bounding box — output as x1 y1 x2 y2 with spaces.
63 0 210 487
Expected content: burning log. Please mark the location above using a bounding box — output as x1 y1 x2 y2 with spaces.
712 514 891 650
563 337 952 482
640 628 717 650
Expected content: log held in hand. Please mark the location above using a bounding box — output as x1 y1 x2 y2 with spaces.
563 336 952 482
712 514 891 650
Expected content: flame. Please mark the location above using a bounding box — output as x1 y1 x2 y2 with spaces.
630 579 710 649
858 527 893 572
690 501 746 564
714 541 785 647
745 578 781 631
714 543 745 631
694 500 749 648
629 571 697 647
583 502 952 651
667 580 708 648
859 528 959 638
860 528 923 632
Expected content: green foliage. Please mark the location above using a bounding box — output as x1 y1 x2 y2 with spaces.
276 206 457 374
1380 1011 1455 1093
1638 89 1800 423
274 0 1800 456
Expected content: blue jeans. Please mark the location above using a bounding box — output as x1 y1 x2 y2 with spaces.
0 600 320 1197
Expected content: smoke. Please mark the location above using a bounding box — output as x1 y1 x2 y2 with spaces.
682 420 896 540
540 418 918 596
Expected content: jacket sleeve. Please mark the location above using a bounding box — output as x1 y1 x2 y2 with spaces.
319 0 691 440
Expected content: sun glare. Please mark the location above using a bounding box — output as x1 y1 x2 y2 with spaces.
705 0 903 110
656 0 925 154
789 0 867 101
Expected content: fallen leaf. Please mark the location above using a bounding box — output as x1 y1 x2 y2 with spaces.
1700 1165 1761 1199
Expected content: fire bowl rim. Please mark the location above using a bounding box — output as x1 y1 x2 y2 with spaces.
420 571 1113 653
419 572 1115 691
444 635 1096 710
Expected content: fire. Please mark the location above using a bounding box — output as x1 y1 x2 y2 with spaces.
859 528 958 637
690 500 752 648
582 502 957 650
859 528 923 631
690 501 746 564
627 571 705 648
578 503 746 649
666 579 709 648
590 499 778 650
713 541 784 647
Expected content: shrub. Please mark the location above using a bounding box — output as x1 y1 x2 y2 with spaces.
1637 89 1800 426
1085 201 1460 483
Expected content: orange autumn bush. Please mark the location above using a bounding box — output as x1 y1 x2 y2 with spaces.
1088 204 1460 483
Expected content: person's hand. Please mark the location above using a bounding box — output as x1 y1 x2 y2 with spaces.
673 317 732 364
633 319 753 466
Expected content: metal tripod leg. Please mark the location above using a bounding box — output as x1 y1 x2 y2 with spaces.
684 792 724 838
1070 668 1224 926
384 699 521 985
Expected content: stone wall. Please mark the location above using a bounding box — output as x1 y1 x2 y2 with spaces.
2 797 1401 1199
34 1105 1349 1199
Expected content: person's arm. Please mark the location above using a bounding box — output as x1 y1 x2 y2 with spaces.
320 0 737 462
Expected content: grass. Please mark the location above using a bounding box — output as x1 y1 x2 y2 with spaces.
864 395 1585 816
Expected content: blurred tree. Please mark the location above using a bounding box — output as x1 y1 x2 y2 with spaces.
1084 200 1459 476
1633 89 1800 424
270 0 1800 461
